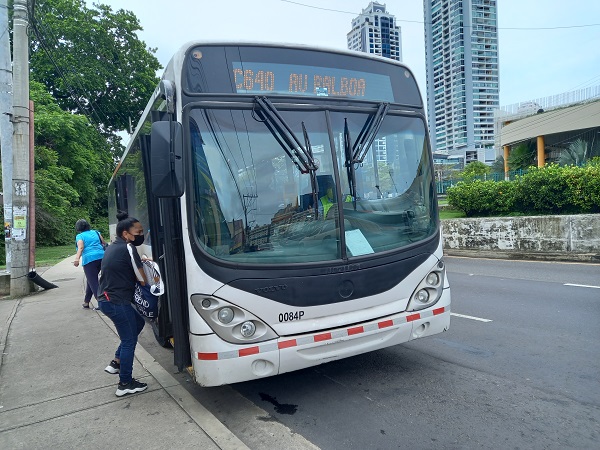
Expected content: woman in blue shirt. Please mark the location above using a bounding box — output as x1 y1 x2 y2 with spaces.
73 219 106 309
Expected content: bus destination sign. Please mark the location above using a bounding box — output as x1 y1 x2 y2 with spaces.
232 62 394 102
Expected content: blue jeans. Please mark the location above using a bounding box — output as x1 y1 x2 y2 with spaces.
98 301 145 384
83 258 102 303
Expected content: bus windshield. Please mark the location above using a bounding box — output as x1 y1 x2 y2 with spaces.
188 105 436 264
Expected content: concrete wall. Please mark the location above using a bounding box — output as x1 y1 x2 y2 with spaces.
441 214 600 262
0 272 9 296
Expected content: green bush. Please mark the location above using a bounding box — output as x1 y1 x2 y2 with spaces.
514 164 575 214
563 162 600 213
447 162 599 217
447 180 516 217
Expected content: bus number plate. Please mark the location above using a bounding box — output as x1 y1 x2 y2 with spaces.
279 311 305 322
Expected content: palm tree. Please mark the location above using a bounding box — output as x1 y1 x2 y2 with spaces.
508 141 536 170
559 139 588 166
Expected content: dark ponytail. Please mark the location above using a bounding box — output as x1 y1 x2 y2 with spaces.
116 211 140 239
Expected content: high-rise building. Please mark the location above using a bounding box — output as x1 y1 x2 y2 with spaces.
347 2 402 61
424 0 499 163
348 3 402 164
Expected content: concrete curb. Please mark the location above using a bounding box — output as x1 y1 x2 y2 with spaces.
0 256 249 450
444 249 600 264
95 310 250 450
0 299 19 370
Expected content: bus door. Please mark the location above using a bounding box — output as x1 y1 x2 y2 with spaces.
141 132 192 371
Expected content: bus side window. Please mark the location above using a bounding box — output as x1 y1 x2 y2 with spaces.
190 120 232 253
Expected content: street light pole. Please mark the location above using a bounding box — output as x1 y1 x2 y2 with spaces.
10 0 31 296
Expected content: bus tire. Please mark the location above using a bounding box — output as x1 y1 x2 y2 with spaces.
151 318 173 348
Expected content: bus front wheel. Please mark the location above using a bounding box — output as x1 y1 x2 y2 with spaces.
151 319 173 348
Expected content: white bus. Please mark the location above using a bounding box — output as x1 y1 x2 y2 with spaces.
108 42 451 386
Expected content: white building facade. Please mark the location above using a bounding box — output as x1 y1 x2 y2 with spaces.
348 3 402 163
424 0 499 163
347 2 402 62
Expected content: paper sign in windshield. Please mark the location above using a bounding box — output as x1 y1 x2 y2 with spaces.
345 229 374 256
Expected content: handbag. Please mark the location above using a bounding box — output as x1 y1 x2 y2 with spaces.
133 280 158 319
95 230 108 250
128 244 164 318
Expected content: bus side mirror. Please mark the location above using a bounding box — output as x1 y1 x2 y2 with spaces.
151 121 184 198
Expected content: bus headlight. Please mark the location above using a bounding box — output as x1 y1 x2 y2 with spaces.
426 272 439 286
217 307 234 324
415 289 429 303
408 259 445 311
191 295 278 344
240 321 256 337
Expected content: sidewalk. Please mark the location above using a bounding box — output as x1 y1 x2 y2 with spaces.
0 257 249 450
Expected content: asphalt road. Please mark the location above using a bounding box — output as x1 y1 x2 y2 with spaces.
139 257 600 449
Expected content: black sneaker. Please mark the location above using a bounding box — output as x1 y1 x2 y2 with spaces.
115 378 147 397
104 360 120 374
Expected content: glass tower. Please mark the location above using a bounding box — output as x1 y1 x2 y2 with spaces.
424 0 499 162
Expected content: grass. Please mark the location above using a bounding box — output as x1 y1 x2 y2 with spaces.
34 245 75 267
438 198 466 219
439 210 466 219
0 245 76 270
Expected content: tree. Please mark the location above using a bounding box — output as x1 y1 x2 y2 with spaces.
490 156 505 175
31 81 114 245
29 0 161 135
460 160 490 182
377 163 394 195
434 161 460 183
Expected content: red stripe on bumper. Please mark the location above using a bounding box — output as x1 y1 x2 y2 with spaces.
278 339 297 349
433 307 446 315
407 313 421 322
378 320 394 329
239 346 260 357
314 332 332 342
348 326 365 335
198 352 219 360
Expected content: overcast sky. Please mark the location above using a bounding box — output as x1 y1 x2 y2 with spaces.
88 0 600 107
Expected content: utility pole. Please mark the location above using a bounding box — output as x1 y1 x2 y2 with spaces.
242 194 257 232
10 0 30 296
0 0 13 273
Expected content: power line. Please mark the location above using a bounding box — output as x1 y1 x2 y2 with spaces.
280 0 600 30
32 12 130 130
29 2 136 133
568 74 600 91
29 1 109 128
28 19 103 128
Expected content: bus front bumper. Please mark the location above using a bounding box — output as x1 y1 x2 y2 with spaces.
190 288 451 387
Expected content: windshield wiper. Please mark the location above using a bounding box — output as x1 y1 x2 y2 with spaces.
351 102 389 164
343 103 389 207
253 96 319 175
343 119 357 207
302 122 320 219
254 96 320 218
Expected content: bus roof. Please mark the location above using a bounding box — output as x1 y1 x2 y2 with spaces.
113 41 422 185
168 40 415 73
